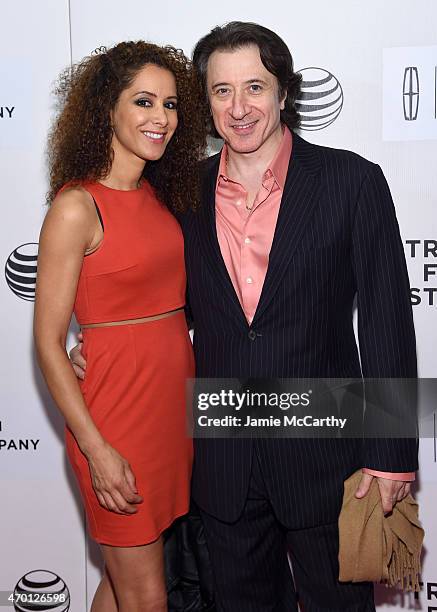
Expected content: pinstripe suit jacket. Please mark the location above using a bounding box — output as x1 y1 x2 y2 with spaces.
180 132 418 528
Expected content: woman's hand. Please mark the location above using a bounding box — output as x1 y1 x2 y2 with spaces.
86 442 143 514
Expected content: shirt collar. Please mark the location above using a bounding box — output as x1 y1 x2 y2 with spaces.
217 125 293 190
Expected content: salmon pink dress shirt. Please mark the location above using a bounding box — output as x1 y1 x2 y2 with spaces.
214 125 414 483
216 127 292 324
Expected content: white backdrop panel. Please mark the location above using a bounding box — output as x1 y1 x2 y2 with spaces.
0 1 435 610
68 1 437 607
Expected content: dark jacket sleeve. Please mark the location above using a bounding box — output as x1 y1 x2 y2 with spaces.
185 291 194 331
351 162 418 472
174 209 195 331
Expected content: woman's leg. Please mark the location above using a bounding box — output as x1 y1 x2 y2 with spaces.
101 536 167 612
91 568 118 611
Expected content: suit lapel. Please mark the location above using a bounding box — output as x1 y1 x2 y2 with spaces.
251 133 322 325
196 154 248 326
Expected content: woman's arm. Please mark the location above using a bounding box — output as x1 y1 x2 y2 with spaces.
34 188 142 514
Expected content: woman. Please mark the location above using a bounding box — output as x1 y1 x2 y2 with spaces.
34 41 206 612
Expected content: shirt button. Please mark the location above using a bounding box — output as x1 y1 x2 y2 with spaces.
236 200 242 206
248 330 257 341
246 277 253 284
244 237 251 244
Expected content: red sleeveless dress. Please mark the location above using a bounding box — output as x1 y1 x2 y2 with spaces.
65 181 194 546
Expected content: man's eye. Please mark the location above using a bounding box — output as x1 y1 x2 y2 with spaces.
216 88 229 96
135 98 152 107
249 84 262 92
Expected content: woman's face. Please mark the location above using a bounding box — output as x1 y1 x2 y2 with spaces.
111 63 178 164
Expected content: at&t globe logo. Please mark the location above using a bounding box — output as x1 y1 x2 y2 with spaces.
296 67 344 130
5 242 38 301
12 570 70 611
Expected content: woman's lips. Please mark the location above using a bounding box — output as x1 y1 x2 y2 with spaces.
142 130 166 143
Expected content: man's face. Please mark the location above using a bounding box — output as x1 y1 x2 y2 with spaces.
206 44 285 155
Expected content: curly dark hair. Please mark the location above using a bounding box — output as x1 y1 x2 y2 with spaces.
47 41 207 212
192 21 302 134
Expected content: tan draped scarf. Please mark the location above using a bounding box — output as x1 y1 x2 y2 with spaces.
338 470 424 591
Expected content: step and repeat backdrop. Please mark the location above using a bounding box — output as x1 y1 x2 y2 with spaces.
1 1 436 610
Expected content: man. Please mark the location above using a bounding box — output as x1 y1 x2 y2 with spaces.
72 22 418 611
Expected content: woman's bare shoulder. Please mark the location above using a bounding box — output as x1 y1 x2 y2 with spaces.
47 185 95 228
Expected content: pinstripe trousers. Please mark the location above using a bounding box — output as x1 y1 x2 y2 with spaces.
199 444 375 612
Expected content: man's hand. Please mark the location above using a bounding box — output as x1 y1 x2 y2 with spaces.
355 473 411 515
70 331 86 380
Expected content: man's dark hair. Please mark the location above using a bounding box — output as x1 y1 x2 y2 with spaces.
192 21 302 132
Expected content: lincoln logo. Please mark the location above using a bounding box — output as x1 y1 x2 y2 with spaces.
403 66 419 121
296 67 344 131
4 243 38 301
13 570 70 611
